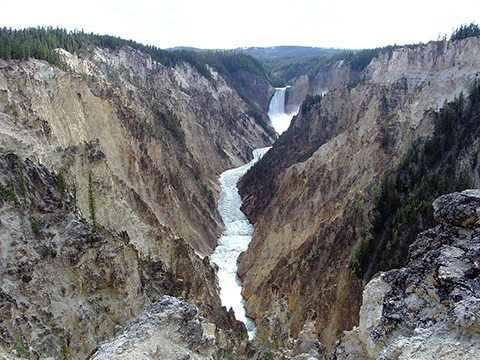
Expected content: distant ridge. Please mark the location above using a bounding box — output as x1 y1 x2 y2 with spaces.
167 45 356 58
236 45 356 58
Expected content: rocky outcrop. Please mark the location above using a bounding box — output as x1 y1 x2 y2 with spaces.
333 190 480 359
238 37 480 351
88 296 217 360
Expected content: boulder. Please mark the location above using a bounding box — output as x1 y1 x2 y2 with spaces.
433 189 480 227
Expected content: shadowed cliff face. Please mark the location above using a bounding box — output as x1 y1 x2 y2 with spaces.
238 37 480 350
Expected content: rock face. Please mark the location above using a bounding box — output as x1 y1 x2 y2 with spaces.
238 37 480 350
0 46 273 258
333 190 480 359
0 152 146 358
284 37 480 120
0 46 272 358
0 151 247 359
88 296 217 360
284 62 358 114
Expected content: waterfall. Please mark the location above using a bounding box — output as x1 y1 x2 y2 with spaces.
268 87 296 134
211 147 270 339
268 87 287 118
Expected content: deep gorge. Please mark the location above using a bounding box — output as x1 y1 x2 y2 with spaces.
0 28 480 359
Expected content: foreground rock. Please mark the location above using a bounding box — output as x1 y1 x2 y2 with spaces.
333 190 480 359
88 296 217 360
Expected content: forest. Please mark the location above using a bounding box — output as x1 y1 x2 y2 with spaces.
0 27 268 89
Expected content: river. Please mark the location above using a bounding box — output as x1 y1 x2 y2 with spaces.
210 147 270 339
211 88 295 339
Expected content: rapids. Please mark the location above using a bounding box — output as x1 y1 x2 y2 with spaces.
211 147 270 339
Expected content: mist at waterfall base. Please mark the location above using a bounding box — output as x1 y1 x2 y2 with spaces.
268 87 297 134
211 147 270 339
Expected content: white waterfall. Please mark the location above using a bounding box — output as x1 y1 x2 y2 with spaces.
211 147 270 339
268 87 296 134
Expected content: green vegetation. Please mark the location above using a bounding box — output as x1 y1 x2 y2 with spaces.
245 46 351 84
0 183 17 203
60 344 71 360
240 45 346 59
12 331 29 357
88 172 99 233
31 219 41 236
300 94 323 116
245 97 276 138
261 45 410 84
349 80 480 281
151 104 185 142
0 26 209 76
202 50 267 81
450 22 480 41
264 54 335 85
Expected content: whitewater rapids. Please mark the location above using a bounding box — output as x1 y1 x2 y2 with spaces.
211 147 270 339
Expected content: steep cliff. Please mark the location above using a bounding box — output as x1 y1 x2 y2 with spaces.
0 146 246 359
0 46 274 257
238 36 480 350
0 43 273 358
285 38 480 118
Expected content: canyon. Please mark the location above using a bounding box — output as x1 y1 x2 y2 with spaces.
0 30 479 359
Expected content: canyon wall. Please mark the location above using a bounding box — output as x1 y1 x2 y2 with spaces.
284 62 359 115
0 47 273 257
238 36 480 351
0 46 273 358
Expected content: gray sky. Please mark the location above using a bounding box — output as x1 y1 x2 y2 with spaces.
1 0 478 50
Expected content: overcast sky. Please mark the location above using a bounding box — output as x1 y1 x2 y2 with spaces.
1 0 478 50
